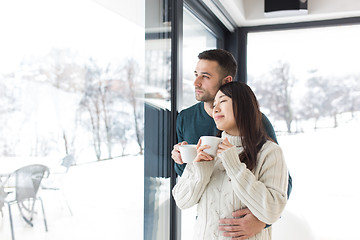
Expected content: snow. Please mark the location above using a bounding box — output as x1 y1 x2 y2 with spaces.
0 155 144 240
1 115 359 240
181 114 360 240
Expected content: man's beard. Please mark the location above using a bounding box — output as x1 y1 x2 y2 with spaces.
195 88 214 102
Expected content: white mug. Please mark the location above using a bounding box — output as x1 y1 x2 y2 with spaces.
200 136 222 157
179 144 197 163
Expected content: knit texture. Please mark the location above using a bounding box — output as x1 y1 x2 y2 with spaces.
172 132 288 240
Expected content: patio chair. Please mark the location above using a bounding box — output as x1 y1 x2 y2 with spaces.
4 164 50 240
0 179 8 217
41 154 74 215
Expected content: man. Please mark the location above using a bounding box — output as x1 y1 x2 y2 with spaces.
171 49 292 239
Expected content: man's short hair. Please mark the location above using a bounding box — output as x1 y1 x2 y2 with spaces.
198 49 237 79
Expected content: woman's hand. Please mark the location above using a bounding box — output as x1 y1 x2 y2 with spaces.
217 137 234 155
194 138 214 162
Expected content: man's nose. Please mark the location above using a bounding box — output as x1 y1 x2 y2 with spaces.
194 76 201 87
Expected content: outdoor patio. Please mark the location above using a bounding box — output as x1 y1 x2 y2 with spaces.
0 155 144 240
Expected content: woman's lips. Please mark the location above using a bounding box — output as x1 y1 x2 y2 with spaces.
214 115 224 121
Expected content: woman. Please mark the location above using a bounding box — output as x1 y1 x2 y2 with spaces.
172 82 288 239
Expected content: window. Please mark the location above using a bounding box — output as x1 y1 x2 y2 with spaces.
182 8 217 109
0 0 144 239
180 7 217 239
247 25 360 239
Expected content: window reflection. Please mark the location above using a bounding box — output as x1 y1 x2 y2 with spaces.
144 0 172 239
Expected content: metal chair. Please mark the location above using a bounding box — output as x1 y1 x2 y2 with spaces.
41 155 74 215
4 164 50 240
0 179 8 217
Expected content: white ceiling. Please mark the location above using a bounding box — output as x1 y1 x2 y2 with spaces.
91 0 360 30
215 0 360 28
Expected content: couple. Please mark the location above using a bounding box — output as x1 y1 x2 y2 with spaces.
171 49 291 239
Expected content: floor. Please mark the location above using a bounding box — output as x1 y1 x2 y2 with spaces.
0 155 144 240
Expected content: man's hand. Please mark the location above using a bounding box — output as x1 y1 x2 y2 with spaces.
219 208 266 240
171 141 188 164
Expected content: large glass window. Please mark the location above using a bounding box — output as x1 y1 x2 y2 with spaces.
182 8 217 109
0 0 144 239
180 7 217 239
144 0 172 239
247 25 360 240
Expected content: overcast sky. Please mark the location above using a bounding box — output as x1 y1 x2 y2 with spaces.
0 0 144 73
247 24 360 78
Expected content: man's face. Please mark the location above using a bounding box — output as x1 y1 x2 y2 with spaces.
193 59 223 103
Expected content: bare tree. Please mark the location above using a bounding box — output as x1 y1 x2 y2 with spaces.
253 61 296 133
342 74 360 118
112 112 132 156
79 60 125 160
123 59 144 154
21 48 85 92
79 59 103 160
0 74 20 156
300 74 328 129
301 72 354 128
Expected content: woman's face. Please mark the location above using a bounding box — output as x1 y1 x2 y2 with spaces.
212 90 239 136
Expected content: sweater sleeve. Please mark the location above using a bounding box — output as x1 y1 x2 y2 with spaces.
172 160 215 209
219 144 288 224
174 112 186 176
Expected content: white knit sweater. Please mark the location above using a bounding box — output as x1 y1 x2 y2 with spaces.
172 132 288 240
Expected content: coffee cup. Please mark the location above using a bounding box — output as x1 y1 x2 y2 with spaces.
200 136 222 157
179 144 197 163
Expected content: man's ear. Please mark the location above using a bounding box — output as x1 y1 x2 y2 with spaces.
222 76 233 84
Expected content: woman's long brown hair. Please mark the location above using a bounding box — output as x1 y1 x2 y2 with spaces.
218 82 267 171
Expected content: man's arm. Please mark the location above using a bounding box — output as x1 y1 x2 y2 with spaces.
219 208 266 240
261 113 292 198
261 113 278 144
173 112 187 176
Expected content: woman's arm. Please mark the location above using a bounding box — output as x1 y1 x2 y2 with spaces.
172 160 214 209
220 143 288 224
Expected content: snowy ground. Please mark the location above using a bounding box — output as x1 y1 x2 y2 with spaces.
275 116 360 240
1 115 359 240
0 155 144 240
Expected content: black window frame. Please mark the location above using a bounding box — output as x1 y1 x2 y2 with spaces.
169 1 233 240
236 16 360 83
